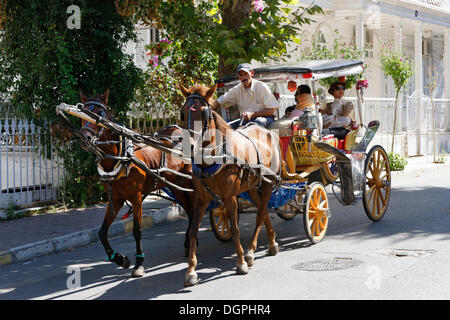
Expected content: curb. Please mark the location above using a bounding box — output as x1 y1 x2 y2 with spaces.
0 205 184 267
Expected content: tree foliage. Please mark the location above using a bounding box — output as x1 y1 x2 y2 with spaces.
115 0 323 77
0 0 141 206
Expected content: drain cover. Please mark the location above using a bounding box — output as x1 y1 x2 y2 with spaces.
377 248 436 258
291 257 363 271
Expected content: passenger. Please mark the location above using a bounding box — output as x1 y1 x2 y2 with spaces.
322 101 356 138
281 106 295 119
321 81 347 128
290 84 314 118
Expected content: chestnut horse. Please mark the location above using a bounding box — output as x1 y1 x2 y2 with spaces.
179 83 282 286
79 90 194 278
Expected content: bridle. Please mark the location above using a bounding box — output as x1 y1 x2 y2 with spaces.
80 100 109 142
181 93 213 137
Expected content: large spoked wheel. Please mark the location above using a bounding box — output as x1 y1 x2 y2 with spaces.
303 182 329 244
363 145 391 222
208 205 238 242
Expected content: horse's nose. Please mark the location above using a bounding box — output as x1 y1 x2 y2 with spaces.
81 128 93 141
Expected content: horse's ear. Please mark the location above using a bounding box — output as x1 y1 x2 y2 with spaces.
100 89 110 105
79 90 87 103
179 83 190 98
205 84 218 101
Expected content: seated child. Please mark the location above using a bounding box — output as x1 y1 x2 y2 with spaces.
282 106 295 119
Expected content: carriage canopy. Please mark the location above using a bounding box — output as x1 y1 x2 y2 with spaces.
216 59 364 88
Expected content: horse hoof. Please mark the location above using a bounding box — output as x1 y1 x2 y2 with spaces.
131 266 145 278
236 262 249 275
184 272 198 287
122 256 131 269
267 242 279 256
244 252 255 267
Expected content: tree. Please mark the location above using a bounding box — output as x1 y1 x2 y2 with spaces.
0 0 141 206
114 0 324 78
379 43 414 153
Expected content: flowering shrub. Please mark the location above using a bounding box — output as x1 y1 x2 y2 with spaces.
252 0 264 13
380 43 414 93
379 42 414 153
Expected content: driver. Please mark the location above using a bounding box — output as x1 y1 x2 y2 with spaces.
213 63 279 129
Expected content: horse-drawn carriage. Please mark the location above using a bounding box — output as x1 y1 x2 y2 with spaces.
207 60 391 244
55 59 391 286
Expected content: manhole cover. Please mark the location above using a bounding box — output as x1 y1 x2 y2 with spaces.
291 257 363 271
377 248 436 258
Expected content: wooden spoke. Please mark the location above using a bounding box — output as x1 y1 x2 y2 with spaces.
209 206 233 242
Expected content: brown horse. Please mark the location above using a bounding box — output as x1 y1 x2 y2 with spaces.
179 83 282 286
79 90 194 278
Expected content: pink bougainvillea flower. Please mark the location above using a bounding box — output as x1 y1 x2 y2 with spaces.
252 0 264 13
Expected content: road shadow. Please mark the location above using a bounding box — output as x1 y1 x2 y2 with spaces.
0 184 448 299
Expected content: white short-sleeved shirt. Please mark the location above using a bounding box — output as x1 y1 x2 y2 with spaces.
217 79 279 114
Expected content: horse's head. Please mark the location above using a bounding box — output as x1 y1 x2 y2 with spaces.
79 90 111 142
179 83 222 157
179 83 217 135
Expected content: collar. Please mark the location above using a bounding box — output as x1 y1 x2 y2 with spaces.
191 162 224 179
241 79 256 93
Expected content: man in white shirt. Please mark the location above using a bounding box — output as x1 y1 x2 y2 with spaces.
213 63 279 129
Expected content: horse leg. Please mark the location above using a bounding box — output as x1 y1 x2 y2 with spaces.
184 198 209 287
99 197 131 269
244 187 266 267
225 195 248 275
245 182 278 265
260 183 279 256
131 194 145 278
173 190 194 257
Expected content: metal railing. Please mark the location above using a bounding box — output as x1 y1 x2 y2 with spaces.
127 102 179 134
0 118 65 209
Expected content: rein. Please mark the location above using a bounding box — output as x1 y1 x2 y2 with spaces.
56 102 193 193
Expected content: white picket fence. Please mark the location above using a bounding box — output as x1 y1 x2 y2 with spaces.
0 118 65 209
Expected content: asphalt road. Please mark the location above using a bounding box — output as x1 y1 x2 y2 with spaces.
0 164 449 301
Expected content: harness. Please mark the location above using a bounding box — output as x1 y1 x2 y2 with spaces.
182 92 287 203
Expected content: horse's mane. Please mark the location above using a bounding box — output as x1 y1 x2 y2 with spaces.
212 110 230 135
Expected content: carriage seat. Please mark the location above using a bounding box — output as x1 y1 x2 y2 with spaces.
322 124 359 152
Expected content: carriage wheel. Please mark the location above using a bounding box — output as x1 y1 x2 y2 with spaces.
322 160 339 183
363 145 391 222
276 201 298 221
208 205 234 242
303 182 329 244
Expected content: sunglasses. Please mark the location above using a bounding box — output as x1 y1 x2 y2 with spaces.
336 86 345 91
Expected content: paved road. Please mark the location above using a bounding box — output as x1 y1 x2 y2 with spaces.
0 164 449 301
